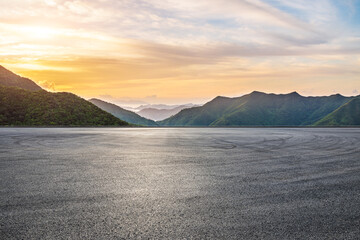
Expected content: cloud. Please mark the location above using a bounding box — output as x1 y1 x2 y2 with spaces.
0 0 359 100
1 0 358 61
38 80 56 91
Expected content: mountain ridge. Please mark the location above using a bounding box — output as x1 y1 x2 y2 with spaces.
314 97 360 126
159 91 358 126
0 65 42 91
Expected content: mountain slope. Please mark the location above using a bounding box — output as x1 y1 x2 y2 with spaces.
0 85 129 126
137 105 196 121
0 65 42 91
314 97 360 126
159 91 353 126
89 98 157 126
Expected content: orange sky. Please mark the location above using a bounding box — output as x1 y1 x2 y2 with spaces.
1 0 360 106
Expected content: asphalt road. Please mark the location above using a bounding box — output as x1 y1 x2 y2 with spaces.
1 128 360 239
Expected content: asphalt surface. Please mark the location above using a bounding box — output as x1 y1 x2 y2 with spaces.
0 128 360 239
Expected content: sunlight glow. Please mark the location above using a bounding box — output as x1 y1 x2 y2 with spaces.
24 26 57 39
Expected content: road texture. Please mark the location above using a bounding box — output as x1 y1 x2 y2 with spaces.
0 128 360 239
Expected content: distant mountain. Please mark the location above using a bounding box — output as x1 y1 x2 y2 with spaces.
0 85 128 126
89 98 157 126
133 103 198 111
314 97 360 126
137 105 198 121
0 65 42 91
159 91 356 126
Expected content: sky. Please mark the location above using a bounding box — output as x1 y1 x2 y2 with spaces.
1 0 360 106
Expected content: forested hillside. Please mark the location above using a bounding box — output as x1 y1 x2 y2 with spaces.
0 85 129 126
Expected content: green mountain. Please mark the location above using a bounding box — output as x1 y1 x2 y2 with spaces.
89 98 157 126
159 91 355 126
314 97 360 126
0 85 129 126
0 66 128 126
0 65 42 91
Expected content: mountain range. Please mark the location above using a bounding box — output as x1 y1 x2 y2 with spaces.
159 91 359 126
131 103 197 111
0 65 359 127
